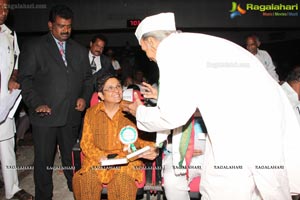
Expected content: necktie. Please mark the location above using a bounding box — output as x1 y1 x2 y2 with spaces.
58 41 67 66
90 56 96 73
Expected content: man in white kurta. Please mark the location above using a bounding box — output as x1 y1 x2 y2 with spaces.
246 35 279 82
124 13 300 200
0 23 22 200
0 0 33 198
281 70 300 200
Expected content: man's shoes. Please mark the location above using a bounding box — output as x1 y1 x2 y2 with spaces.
11 189 34 200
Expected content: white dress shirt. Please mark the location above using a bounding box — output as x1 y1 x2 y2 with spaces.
89 51 102 74
255 49 279 82
0 24 19 141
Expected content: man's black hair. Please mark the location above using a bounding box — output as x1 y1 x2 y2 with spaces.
90 34 107 44
286 68 300 83
49 5 73 22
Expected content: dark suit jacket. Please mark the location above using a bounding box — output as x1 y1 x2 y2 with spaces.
19 33 93 127
92 54 115 91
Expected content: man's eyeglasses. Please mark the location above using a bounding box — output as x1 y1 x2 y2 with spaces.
103 85 122 92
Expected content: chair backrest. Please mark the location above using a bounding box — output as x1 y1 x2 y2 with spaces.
90 92 99 107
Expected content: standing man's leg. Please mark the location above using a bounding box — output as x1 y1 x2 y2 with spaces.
58 124 80 191
163 154 190 200
0 137 21 199
32 125 57 200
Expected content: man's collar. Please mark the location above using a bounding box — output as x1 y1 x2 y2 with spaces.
0 24 11 34
89 51 99 58
49 33 67 45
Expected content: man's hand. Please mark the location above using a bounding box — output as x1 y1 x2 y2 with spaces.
139 146 159 160
141 82 158 99
8 79 20 92
123 92 143 117
35 105 51 117
192 149 203 157
75 98 86 111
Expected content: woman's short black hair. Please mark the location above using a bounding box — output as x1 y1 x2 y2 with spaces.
49 5 73 22
97 73 119 92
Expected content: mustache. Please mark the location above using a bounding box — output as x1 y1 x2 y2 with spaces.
61 32 70 36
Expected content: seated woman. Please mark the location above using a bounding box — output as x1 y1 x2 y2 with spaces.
73 74 157 200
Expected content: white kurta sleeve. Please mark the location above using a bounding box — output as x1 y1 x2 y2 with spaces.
136 35 197 132
257 50 279 82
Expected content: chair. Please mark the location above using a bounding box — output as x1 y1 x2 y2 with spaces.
189 177 201 199
90 92 99 107
71 142 145 198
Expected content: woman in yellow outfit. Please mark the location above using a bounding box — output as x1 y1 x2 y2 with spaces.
73 74 157 200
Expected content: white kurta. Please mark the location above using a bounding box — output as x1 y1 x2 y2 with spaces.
281 82 300 121
0 24 19 141
255 49 279 82
0 24 21 199
136 32 300 199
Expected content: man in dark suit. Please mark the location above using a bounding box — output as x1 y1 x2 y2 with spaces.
18 5 93 200
88 34 115 91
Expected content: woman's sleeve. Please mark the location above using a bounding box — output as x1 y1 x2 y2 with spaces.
80 109 105 164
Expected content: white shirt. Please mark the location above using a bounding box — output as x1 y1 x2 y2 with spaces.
281 82 300 123
136 32 300 199
112 60 121 70
88 51 102 74
255 49 279 82
0 24 19 141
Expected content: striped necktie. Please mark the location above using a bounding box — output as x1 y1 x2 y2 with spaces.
90 56 97 73
58 41 67 66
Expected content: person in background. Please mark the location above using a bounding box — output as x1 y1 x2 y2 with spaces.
246 34 279 82
106 48 122 76
89 34 115 91
0 0 33 199
281 67 300 200
133 69 146 88
122 75 134 90
72 73 158 200
18 5 93 199
124 12 300 199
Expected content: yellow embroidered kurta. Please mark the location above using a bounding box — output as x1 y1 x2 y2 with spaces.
78 101 153 184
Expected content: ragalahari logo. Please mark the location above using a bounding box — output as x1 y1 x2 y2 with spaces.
229 2 247 19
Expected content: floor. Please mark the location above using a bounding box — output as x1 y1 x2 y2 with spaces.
0 133 163 200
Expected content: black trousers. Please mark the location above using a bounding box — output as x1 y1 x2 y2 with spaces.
32 124 79 200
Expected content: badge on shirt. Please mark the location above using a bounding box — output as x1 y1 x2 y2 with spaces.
119 126 138 152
